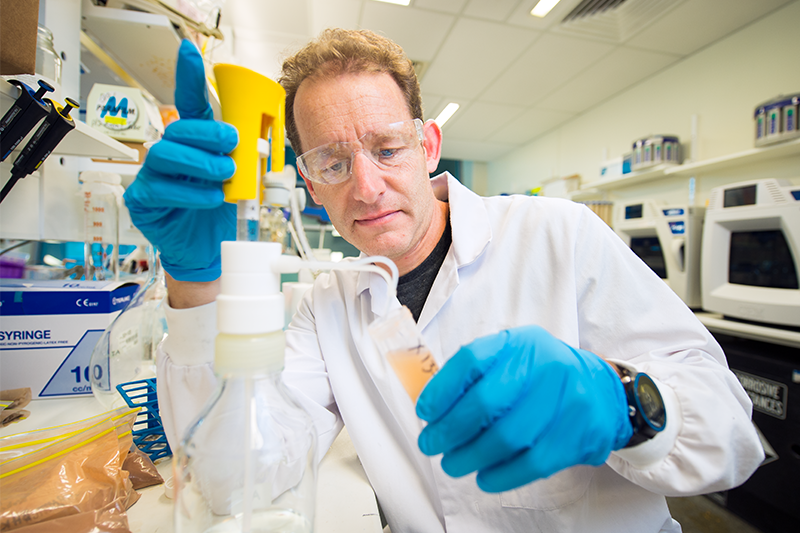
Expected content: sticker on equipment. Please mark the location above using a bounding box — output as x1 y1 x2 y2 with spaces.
733 370 788 420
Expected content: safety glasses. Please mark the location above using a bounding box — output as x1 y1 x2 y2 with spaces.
296 118 425 185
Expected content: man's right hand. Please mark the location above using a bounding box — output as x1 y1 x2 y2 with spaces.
123 39 238 284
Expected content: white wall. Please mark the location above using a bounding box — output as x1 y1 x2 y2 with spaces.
487 0 800 207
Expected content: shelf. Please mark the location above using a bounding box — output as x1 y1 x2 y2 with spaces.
568 187 603 202
580 137 800 192
80 1 221 118
77 158 142 176
695 312 800 349
1 78 138 161
81 2 182 106
579 164 674 192
667 137 800 176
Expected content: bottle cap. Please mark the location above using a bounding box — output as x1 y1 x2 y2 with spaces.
217 241 283 335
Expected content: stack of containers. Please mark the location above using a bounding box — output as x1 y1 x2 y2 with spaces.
631 135 681 171
754 93 800 147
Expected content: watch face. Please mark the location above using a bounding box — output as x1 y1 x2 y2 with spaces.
636 374 666 430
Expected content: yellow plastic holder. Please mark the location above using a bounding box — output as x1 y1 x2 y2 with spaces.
213 64 286 204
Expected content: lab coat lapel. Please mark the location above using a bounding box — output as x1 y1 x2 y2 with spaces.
417 173 492 332
354 269 429 453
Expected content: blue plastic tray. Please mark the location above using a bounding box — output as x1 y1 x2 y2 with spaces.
116 378 172 461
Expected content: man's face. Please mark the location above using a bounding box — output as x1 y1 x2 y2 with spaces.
294 72 443 271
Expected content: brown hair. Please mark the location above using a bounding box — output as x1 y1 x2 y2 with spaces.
279 28 423 155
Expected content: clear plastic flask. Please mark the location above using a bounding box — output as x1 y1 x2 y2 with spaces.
174 241 317 533
81 171 124 281
89 246 167 408
369 305 439 402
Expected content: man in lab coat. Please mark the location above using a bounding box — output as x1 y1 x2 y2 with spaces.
124 30 764 532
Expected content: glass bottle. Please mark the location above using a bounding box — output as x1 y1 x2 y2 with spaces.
259 205 289 250
81 171 123 281
36 25 62 87
89 245 167 409
174 241 317 533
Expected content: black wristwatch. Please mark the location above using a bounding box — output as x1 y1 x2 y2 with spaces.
618 366 667 448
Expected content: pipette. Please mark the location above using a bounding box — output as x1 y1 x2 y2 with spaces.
1 79 55 161
212 63 286 241
1 98 79 203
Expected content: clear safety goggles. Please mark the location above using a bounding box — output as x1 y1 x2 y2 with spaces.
296 118 425 185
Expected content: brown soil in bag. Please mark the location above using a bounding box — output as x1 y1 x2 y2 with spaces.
0 417 137 531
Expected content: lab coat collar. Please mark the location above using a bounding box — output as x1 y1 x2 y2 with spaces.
434 172 492 269
356 172 492 318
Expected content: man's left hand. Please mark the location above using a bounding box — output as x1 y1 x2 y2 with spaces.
416 325 633 493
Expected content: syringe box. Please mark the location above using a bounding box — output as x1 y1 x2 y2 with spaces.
0 280 138 399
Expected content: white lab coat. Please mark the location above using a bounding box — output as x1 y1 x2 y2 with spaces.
157 173 764 533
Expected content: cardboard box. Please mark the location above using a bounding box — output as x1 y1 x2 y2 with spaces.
0 279 139 399
0 0 40 76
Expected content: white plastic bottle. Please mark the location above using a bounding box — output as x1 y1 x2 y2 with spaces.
174 241 317 533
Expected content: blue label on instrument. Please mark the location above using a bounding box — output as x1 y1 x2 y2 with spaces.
669 221 685 234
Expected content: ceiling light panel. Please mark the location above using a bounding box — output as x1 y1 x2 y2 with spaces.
435 103 461 126
531 0 563 18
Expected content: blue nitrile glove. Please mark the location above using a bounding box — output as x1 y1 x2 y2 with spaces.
123 40 237 282
416 325 633 493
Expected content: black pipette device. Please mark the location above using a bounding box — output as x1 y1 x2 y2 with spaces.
0 80 55 161
1 97 79 203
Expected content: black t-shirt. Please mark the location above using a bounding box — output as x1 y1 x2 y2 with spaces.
395 219 452 322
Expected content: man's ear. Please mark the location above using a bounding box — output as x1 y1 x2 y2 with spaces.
422 119 442 174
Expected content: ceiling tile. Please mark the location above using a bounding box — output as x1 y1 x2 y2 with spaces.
536 46 680 113
625 0 792 55
480 33 614 106
222 0 311 35
420 18 539 99
361 2 456 61
463 0 519 22
506 0 586 29
414 0 469 15
488 107 575 144
442 101 527 141
420 93 445 120
440 138 517 162
215 0 791 162
310 0 363 34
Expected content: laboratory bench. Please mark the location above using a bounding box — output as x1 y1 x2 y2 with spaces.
0 397 383 533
